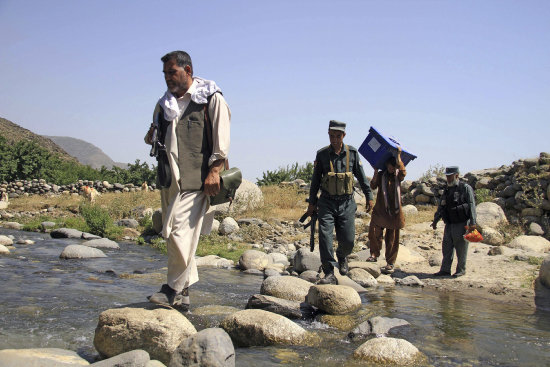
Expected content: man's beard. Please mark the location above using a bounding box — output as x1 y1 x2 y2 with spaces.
447 178 458 187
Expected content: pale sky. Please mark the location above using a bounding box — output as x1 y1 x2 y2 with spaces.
1 0 549 182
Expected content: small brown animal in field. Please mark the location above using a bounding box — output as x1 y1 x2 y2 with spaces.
81 186 99 203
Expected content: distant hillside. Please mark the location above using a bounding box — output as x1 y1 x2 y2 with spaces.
44 135 128 169
0 117 76 162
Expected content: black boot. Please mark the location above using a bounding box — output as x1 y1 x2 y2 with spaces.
337 256 349 276
149 284 189 310
318 265 338 285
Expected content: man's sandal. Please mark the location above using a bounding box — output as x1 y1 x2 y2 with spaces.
366 256 378 262
381 264 395 274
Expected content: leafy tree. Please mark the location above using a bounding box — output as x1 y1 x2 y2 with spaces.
257 162 314 186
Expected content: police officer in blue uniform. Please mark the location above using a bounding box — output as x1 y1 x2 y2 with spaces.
307 120 374 284
432 166 477 278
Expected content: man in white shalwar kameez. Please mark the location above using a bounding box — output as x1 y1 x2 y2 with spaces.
144 51 230 309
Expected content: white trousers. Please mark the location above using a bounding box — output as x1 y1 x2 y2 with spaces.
162 190 209 292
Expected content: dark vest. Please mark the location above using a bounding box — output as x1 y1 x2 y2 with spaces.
159 100 210 191
443 182 470 223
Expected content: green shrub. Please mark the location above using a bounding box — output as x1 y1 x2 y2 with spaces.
257 162 314 186
79 204 113 237
197 233 249 262
150 237 167 254
475 188 494 204
419 164 445 182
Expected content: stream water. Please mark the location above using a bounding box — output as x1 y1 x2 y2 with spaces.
1 227 549 366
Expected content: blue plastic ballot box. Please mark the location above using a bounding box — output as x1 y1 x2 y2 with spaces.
358 127 417 170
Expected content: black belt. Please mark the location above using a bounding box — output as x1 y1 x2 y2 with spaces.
320 192 353 202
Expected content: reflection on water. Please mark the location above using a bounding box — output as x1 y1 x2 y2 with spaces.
1 228 549 366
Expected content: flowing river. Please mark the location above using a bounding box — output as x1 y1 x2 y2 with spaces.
1 227 549 366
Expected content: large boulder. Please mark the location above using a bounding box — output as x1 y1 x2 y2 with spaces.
0 348 89 367
94 307 196 364
395 246 425 264
476 202 508 229
83 238 120 249
220 309 308 347
246 294 313 319
260 276 312 302
59 245 107 259
238 250 270 271
0 244 10 254
347 268 377 288
0 235 13 246
306 285 361 315
353 337 422 364
2 222 23 230
219 217 239 235
169 328 234 367
348 261 381 278
196 255 234 268
506 235 550 253
293 248 322 273
481 227 505 246
90 350 150 367
539 255 550 288
214 179 263 214
402 205 418 216
50 228 84 239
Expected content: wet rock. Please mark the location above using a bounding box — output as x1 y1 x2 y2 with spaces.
219 217 239 235
348 261 381 278
50 228 83 239
94 307 196 365
243 269 264 276
246 294 313 319
82 232 102 240
169 328 234 367
376 274 395 284
220 309 308 347
91 349 150 366
16 239 34 245
349 316 410 338
0 235 13 246
316 314 358 331
476 202 508 229
60 244 107 259
293 248 322 273
540 255 550 288
299 270 319 283
506 235 550 253
334 272 367 293
353 337 422 364
196 255 234 268
0 347 89 367
306 285 361 315
0 244 10 254
116 218 139 228
238 250 270 271
395 275 424 287
260 275 312 302
83 238 120 249
348 268 378 288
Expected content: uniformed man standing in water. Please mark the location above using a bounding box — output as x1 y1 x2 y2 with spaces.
306 120 374 284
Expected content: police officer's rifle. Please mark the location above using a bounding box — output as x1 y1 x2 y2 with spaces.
299 199 317 252
149 121 166 159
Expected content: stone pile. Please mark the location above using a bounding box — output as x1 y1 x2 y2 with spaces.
400 152 550 235
0 179 157 198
